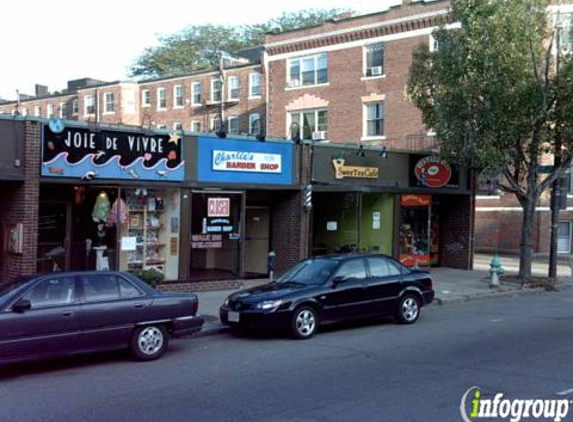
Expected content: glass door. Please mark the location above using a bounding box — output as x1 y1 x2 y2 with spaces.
399 194 432 267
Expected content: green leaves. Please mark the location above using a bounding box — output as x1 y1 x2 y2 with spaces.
129 9 347 78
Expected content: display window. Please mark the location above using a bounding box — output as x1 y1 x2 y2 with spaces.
190 192 243 280
399 194 433 267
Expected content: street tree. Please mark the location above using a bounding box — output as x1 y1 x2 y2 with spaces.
130 9 346 78
407 0 573 280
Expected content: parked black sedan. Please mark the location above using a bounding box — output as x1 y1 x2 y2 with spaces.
0 271 204 363
220 254 434 339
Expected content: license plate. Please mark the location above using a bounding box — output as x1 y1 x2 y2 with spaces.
228 311 240 323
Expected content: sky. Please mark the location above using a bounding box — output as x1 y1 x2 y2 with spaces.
0 0 402 100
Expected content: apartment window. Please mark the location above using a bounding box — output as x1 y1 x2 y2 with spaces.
157 88 167 110
558 13 573 52
156 124 167 130
60 102 67 118
288 53 327 87
142 90 150 107
173 85 184 108
34 106 42 117
21 107 28 116
228 76 239 101
211 79 222 103
249 113 260 134
72 99 79 115
364 103 384 137
228 116 239 134
173 122 183 131
104 92 115 113
558 222 572 254
191 120 201 132
46 104 54 117
84 95 95 115
211 115 222 131
191 82 202 105
364 43 384 77
249 73 261 97
289 109 327 140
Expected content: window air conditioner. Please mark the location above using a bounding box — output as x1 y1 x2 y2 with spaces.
370 66 383 76
312 131 327 140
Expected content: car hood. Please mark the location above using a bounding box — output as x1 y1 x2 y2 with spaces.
229 282 309 303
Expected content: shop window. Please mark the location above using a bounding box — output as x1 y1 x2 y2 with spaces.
288 53 328 88
190 192 243 280
558 222 571 254
364 43 384 77
399 194 439 267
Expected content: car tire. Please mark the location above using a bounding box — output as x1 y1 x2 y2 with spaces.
130 324 169 361
290 306 318 340
396 294 421 325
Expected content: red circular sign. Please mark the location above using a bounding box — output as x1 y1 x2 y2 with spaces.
414 156 452 188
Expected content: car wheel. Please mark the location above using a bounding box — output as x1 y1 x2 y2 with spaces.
396 294 421 324
291 306 318 339
130 324 169 361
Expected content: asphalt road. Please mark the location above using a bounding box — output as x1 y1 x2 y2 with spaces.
2 291 573 422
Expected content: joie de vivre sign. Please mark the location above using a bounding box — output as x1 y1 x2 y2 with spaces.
212 150 282 173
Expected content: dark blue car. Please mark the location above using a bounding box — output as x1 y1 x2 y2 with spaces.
0 271 204 362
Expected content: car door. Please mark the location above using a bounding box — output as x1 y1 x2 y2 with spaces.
320 259 370 322
364 257 403 316
77 273 152 352
0 275 79 361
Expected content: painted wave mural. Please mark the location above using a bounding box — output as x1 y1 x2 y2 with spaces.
42 152 185 181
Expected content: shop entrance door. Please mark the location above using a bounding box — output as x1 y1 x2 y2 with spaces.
244 207 270 276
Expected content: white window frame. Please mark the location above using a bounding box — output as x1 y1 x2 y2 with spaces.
72 99 79 115
249 73 262 98
156 123 167 130
21 107 28 116
84 95 95 116
173 85 184 108
173 122 183 131
59 102 67 118
47 104 54 118
191 82 202 106
287 109 328 140
249 113 260 134
228 76 239 101
157 88 167 111
141 89 150 108
287 53 328 89
429 34 439 52
211 115 222 131
362 102 385 141
362 43 385 80
191 120 201 132
34 106 42 117
228 116 239 134
211 79 222 103
103 92 115 114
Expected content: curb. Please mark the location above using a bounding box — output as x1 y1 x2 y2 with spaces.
193 323 231 338
432 287 547 306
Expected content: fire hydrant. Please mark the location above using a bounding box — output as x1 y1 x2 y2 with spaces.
489 254 504 287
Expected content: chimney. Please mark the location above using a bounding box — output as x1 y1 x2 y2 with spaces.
35 84 49 98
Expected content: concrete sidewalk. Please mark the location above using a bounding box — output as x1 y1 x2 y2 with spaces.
194 260 569 337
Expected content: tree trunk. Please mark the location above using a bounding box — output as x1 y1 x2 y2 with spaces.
548 178 561 279
518 198 537 282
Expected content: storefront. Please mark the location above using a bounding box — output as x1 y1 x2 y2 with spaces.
39 122 185 279
183 135 299 280
309 144 473 270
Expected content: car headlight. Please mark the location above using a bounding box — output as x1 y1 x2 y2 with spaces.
223 298 230 307
255 300 283 311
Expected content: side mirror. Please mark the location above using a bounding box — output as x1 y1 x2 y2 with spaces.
12 298 32 313
332 276 347 286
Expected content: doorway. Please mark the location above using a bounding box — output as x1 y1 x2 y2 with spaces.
244 207 270 276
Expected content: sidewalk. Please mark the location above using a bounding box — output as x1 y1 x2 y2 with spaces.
194 257 570 337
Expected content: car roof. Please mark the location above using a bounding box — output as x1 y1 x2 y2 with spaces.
310 253 396 261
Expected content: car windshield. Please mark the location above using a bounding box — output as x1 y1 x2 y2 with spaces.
277 259 338 286
0 275 34 302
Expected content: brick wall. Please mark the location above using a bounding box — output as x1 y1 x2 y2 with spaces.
439 194 473 269
157 279 242 292
1 121 41 282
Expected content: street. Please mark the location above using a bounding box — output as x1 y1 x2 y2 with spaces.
2 291 573 422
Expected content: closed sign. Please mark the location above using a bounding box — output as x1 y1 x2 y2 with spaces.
208 198 230 217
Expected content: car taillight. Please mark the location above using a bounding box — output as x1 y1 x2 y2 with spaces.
192 299 199 315
424 278 433 290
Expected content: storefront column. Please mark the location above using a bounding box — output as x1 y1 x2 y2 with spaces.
271 190 310 273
